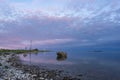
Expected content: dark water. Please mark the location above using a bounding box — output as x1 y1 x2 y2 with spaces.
19 51 120 80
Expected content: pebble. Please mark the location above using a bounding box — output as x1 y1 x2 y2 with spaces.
40 77 44 79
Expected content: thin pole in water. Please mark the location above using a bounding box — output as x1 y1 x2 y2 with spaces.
29 40 32 65
30 40 32 52
29 40 32 79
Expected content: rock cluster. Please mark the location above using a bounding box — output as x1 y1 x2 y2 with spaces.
0 53 31 80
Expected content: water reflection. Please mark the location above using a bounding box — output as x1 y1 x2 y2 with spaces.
23 52 39 58
56 56 67 61
34 52 39 55
19 51 120 80
22 52 68 61
23 54 27 57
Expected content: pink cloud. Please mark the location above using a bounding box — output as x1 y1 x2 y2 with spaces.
22 38 76 46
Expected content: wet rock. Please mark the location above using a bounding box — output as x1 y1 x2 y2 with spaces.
78 74 83 77
4 66 9 69
0 63 2 66
57 52 67 58
63 77 70 80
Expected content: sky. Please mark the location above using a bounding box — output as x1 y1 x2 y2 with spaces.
0 0 120 50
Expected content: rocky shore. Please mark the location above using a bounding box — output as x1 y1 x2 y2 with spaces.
0 53 82 80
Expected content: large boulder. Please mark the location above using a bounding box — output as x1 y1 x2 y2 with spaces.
56 52 67 61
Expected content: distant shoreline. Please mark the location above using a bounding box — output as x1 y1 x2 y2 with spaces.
0 49 52 54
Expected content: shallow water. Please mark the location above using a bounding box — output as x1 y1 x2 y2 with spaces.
19 51 120 80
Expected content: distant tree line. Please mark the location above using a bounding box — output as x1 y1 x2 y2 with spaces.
0 48 39 54
0 48 51 54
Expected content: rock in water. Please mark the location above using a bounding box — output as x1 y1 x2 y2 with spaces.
56 51 67 60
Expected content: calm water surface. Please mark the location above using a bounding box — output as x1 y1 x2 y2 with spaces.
19 51 120 80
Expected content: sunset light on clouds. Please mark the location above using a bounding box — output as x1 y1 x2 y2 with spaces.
0 0 120 49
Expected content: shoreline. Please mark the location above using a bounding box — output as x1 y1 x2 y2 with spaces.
0 53 82 80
